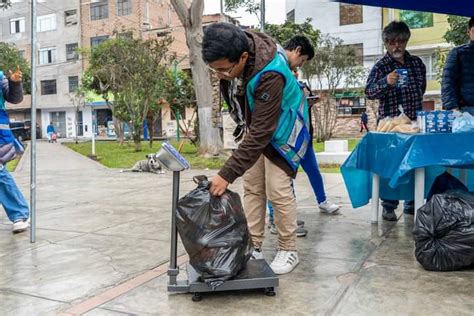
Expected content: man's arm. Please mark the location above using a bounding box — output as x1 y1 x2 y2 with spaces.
2 69 24 104
442 48 460 110
365 66 393 100
212 73 284 194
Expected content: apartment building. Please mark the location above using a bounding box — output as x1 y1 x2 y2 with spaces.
0 0 82 139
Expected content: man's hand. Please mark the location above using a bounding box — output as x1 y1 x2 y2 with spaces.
209 174 229 196
386 70 399 86
9 66 22 82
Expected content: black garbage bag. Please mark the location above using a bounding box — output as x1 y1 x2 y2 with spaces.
176 176 252 289
426 171 468 201
413 190 474 271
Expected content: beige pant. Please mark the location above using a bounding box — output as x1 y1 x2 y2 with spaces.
243 155 297 251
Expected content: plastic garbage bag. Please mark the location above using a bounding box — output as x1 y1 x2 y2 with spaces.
176 176 252 289
452 112 474 133
427 171 468 201
413 190 474 271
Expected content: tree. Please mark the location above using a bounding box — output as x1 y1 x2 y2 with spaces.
68 82 87 144
265 18 320 46
84 35 171 151
0 42 31 94
444 15 470 46
225 0 261 25
436 16 470 83
170 0 223 156
301 35 362 141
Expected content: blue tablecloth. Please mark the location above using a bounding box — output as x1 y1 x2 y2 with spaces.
341 132 474 208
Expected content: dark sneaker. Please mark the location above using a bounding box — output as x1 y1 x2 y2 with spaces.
382 208 398 221
296 226 308 237
297 219 305 227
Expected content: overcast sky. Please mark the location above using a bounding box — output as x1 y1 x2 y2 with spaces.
203 0 287 27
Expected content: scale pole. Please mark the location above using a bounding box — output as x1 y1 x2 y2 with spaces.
168 171 180 285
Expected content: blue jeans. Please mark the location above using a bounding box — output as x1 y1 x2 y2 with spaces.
0 165 29 222
300 142 327 204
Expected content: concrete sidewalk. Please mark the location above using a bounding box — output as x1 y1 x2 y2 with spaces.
0 141 473 315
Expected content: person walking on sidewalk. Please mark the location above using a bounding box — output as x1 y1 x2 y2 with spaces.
0 67 29 233
46 121 55 143
365 21 426 221
203 23 312 274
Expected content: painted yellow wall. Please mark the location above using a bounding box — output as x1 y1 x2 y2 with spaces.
382 9 449 46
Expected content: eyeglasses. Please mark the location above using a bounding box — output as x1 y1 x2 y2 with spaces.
207 62 238 75
387 39 408 45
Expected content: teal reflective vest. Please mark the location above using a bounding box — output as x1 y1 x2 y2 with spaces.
246 52 310 171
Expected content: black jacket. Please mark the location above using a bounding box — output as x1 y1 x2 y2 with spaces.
442 41 474 110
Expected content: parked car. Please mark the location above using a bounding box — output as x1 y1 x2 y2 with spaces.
24 120 42 139
9 121 29 141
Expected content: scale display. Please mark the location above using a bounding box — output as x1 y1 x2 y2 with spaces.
156 142 190 172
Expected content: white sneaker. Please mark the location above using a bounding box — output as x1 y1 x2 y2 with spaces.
270 250 299 274
251 249 264 260
319 200 340 214
12 219 29 233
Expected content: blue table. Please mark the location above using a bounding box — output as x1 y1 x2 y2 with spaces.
341 132 474 222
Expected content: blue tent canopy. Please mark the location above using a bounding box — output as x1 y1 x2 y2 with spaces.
331 0 474 17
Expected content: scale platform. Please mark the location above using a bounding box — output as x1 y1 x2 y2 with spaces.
168 259 279 295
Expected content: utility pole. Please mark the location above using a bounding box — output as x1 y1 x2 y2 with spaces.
220 0 224 21
30 0 37 243
260 0 265 32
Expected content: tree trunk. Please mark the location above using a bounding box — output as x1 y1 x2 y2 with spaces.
171 0 223 156
133 132 141 151
113 116 125 145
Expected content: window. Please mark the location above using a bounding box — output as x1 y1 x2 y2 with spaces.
68 76 79 92
90 35 109 47
65 9 78 26
10 17 25 34
41 80 57 95
340 4 363 26
39 47 56 65
336 96 366 116
419 53 437 81
117 0 132 16
400 11 433 29
286 9 295 23
66 43 78 60
18 50 25 58
37 14 57 32
91 0 108 21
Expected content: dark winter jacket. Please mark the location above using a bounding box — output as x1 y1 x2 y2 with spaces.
442 41 474 110
218 31 295 184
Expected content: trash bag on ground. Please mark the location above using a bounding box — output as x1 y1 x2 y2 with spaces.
413 190 474 271
427 171 468 201
176 175 252 289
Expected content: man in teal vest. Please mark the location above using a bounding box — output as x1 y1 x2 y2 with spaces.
0 67 29 233
202 23 311 274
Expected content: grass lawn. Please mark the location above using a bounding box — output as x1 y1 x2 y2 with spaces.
6 159 19 172
64 138 361 173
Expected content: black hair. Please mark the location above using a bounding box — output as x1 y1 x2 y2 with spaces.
382 21 411 43
283 35 315 60
202 22 250 63
469 17 474 29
